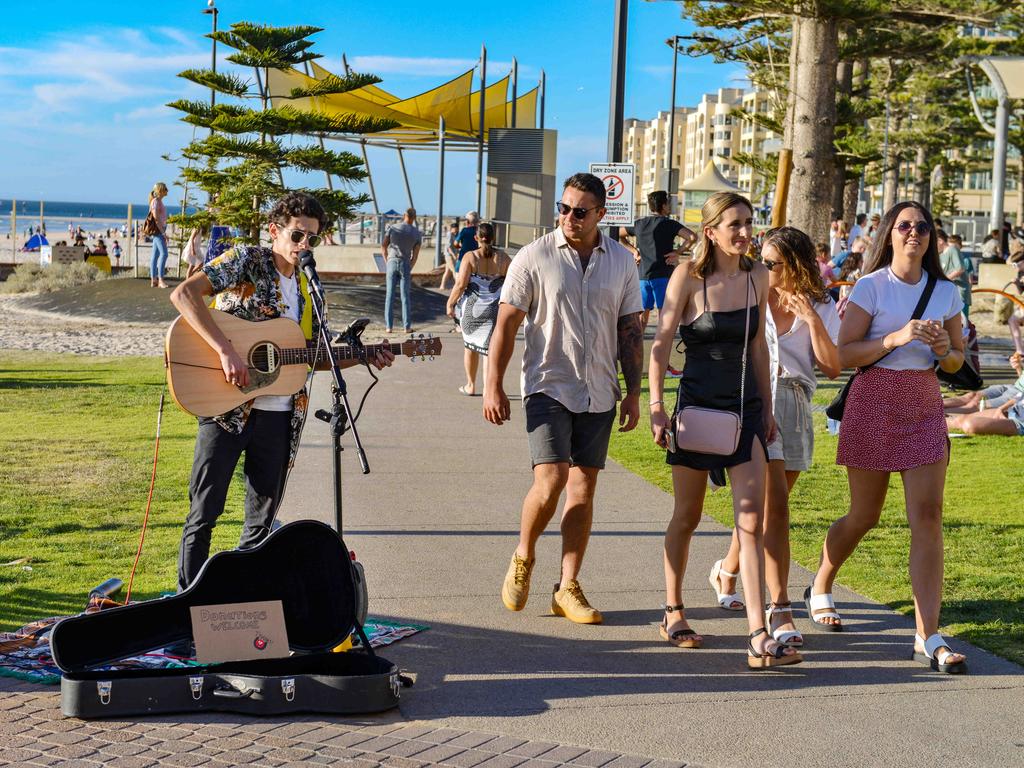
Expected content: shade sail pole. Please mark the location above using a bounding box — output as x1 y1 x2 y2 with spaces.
436 116 446 269
343 54 380 217
511 57 518 128
476 44 486 216
539 70 546 130
398 147 414 209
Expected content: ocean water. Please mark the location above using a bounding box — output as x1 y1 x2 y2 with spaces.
0 199 194 234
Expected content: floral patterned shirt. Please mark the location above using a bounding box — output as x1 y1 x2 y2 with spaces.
202 244 317 467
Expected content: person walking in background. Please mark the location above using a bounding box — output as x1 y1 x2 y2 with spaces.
485 172 644 626
938 229 971 318
381 208 421 334
111 240 122 266
455 211 479 273
807 201 967 674
816 241 837 286
848 212 867 243
440 220 460 291
648 192 799 667
618 190 696 333
183 226 206 278
446 222 511 395
708 227 841 650
830 219 849 259
149 182 170 288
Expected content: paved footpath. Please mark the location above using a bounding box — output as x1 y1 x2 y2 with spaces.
2 317 1022 768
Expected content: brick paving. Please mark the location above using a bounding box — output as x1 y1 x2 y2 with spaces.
0 678 690 768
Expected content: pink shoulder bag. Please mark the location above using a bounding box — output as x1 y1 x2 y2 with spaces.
669 274 751 456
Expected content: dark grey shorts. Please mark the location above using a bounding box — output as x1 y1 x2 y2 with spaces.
524 393 617 469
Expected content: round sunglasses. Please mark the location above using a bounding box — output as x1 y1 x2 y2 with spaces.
894 221 931 236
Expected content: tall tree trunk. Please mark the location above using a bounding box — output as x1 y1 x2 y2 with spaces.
913 146 929 206
774 17 800 227
883 116 901 212
830 57 853 222
785 14 838 240
843 177 859 225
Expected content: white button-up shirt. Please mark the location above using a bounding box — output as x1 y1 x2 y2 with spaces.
500 227 643 413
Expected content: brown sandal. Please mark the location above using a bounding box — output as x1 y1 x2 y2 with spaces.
660 603 702 649
747 627 802 669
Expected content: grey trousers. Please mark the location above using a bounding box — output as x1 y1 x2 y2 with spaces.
177 409 292 591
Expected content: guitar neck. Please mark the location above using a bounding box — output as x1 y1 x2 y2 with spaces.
288 341 402 370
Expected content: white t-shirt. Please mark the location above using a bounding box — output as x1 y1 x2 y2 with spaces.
847 267 963 371
252 270 301 411
766 297 841 398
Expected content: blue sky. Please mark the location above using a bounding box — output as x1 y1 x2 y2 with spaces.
0 0 743 213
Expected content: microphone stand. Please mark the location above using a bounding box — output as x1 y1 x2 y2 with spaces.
302 253 370 537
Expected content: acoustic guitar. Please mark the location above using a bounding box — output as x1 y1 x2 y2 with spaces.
165 309 441 417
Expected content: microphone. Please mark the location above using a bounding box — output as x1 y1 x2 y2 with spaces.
298 249 324 300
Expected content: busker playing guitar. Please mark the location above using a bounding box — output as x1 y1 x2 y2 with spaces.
170 192 394 594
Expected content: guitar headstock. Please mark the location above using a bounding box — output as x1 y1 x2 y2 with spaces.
400 334 442 361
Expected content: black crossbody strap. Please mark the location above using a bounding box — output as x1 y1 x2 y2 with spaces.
864 272 936 371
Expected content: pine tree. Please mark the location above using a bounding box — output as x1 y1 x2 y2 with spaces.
167 23 396 241
677 1 1016 236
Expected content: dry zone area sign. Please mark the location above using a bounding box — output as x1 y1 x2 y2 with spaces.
589 163 635 227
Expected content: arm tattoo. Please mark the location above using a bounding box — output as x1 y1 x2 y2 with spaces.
617 312 644 396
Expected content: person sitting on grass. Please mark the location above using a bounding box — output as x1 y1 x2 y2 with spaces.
946 353 1024 436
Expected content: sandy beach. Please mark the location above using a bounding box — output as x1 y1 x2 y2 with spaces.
0 295 166 356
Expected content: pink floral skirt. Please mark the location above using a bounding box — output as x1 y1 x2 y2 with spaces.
836 367 948 472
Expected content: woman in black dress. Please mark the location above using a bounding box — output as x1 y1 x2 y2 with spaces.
648 192 800 667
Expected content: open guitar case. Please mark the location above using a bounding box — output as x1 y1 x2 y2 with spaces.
50 520 407 719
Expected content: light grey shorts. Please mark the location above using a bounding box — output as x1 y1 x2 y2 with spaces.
766 378 814 471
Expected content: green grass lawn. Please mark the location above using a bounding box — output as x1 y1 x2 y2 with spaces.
0 351 245 629
1 352 1020 667
607 378 1024 666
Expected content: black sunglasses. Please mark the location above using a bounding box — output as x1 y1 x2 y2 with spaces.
762 259 781 271
556 202 601 220
282 227 322 248
895 221 931 236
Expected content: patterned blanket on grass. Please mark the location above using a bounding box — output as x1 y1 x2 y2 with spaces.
0 598 427 686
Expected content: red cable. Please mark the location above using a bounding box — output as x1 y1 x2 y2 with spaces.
124 394 164 605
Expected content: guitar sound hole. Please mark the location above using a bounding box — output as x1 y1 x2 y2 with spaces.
249 343 279 374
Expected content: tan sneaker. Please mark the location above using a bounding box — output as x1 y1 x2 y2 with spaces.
501 552 535 611
551 579 603 624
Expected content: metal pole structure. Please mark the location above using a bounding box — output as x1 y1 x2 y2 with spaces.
666 36 680 201
978 60 1010 234
10 200 15 262
539 70 546 129
203 1 218 136
607 0 628 240
397 147 414 209
476 44 487 216
435 116 446 268
510 57 518 128
343 54 380 218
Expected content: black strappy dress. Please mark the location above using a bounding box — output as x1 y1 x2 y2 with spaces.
667 274 766 470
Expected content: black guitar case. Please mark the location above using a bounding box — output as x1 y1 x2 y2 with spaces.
51 520 405 718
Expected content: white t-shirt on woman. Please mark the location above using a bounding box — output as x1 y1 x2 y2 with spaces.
847 267 963 371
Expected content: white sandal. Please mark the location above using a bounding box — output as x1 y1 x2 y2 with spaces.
766 602 803 647
912 633 967 674
803 583 843 631
708 559 744 611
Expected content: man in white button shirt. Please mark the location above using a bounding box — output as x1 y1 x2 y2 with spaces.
484 173 644 625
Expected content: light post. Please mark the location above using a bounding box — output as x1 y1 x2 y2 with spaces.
202 1 219 122
664 36 714 206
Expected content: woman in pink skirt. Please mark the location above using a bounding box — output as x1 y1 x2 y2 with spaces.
805 201 969 674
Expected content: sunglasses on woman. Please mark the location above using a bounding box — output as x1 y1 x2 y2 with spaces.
895 221 931 236
282 227 322 248
556 202 601 220
762 259 780 271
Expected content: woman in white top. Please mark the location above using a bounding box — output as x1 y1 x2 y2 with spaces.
807 201 968 674
710 227 841 647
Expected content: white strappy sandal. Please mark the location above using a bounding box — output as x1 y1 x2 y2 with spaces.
708 559 744 611
766 602 804 647
803 583 843 631
912 633 967 674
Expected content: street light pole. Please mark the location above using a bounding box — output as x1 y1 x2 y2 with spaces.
202 0 219 131
665 36 681 204
607 0 628 241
